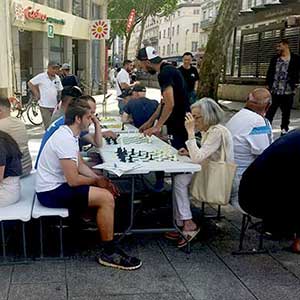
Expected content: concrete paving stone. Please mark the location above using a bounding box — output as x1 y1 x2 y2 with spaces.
271 251 300 278
0 266 12 300
174 262 256 300
160 242 218 265
11 261 65 284
70 292 193 300
213 253 300 300
8 283 66 300
66 262 186 298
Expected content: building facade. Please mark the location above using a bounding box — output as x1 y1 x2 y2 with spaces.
0 0 108 97
220 0 300 103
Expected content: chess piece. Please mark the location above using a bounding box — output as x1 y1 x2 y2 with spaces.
113 138 118 145
129 156 133 163
150 154 153 160
131 148 135 155
145 152 149 158
107 137 111 145
138 150 142 156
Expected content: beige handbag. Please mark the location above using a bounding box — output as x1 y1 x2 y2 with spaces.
190 127 237 206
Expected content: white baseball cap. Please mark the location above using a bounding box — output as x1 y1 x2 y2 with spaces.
136 46 162 64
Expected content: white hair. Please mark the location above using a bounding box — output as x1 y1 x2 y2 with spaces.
191 97 224 127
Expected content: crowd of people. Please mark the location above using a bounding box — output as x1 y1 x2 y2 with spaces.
1 38 300 271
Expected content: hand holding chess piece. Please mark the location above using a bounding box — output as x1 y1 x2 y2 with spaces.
143 126 161 137
138 120 153 133
178 148 189 157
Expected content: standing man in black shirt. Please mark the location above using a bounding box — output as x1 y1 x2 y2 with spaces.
137 47 189 149
178 52 199 104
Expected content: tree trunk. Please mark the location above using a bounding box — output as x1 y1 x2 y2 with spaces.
136 17 147 55
197 0 242 100
123 30 133 60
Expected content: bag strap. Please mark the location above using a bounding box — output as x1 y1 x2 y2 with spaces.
218 126 230 162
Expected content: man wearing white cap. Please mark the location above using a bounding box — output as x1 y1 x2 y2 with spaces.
29 61 63 129
137 46 190 150
61 63 80 88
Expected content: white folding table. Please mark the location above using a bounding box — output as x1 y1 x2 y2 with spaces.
93 133 201 238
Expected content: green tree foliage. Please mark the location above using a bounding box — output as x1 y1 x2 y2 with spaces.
197 0 243 100
108 0 178 59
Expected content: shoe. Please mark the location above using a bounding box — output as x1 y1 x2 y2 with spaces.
280 129 288 136
177 228 201 248
98 247 142 270
164 231 180 240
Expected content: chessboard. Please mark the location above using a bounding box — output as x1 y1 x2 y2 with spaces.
117 133 153 145
115 147 178 163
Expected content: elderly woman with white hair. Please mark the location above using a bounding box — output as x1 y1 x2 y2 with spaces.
167 97 234 247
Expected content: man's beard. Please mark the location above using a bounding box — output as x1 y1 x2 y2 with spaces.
147 67 157 75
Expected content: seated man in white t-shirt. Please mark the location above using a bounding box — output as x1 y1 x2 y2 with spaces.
28 61 63 129
35 99 142 271
226 88 273 210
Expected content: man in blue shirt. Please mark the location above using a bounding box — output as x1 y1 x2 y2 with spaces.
122 85 159 128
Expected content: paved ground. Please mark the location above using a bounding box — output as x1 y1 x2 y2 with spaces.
2 88 300 300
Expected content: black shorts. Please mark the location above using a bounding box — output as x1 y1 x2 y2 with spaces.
37 183 90 212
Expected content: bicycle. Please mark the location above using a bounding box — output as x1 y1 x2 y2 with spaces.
10 92 43 126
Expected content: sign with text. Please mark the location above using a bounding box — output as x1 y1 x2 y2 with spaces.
47 23 54 38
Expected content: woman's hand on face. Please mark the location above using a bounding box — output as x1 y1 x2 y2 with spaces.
185 112 195 134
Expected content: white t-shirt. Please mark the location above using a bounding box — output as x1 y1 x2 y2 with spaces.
30 72 63 108
116 68 130 97
36 125 79 192
226 108 272 176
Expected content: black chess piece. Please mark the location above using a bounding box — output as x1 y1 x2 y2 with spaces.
150 154 153 160
129 156 133 163
120 154 126 162
121 123 125 131
131 148 135 155
138 150 142 156
106 137 111 145
146 152 149 158
113 138 118 145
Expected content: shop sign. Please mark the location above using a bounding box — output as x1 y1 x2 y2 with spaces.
23 6 47 22
48 23 54 38
13 3 65 25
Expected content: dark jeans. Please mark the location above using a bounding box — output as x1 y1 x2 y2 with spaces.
266 94 294 131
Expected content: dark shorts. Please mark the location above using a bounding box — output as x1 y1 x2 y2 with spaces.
37 183 90 212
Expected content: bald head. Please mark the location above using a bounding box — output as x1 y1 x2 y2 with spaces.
246 88 271 116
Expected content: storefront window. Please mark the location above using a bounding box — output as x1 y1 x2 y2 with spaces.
73 0 85 18
47 0 63 10
49 35 64 64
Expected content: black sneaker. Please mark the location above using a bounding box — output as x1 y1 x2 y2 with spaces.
98 248 142 270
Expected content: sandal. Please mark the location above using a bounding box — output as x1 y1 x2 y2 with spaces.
164 231 180 240
177 228 201 248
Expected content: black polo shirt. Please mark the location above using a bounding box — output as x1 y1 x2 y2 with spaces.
178 65 199 92
158 62 189 132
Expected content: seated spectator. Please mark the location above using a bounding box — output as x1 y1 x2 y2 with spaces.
60 63 80 88
122 85 159 128
226 88 273 210
239 129 300 252
0 96 32 176
51 86 83 123
167 98 234 247
35 99 142 270
0 131 22 207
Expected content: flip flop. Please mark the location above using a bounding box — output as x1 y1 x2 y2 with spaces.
164 231 181 240
177 227 201 248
